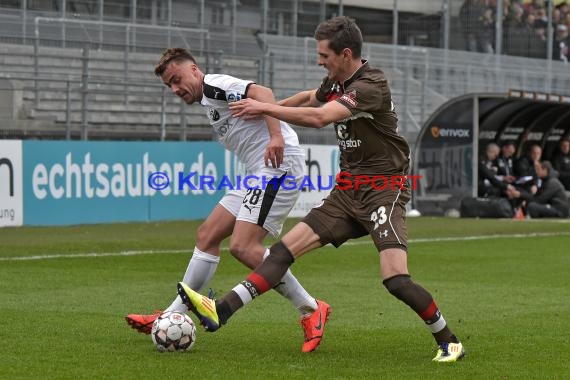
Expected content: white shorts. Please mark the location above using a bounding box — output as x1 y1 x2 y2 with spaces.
219 155 305 238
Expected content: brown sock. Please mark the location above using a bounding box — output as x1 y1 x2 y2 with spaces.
216 241 295 324
383 274 458 344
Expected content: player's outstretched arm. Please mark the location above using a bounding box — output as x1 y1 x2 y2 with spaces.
230 97 351 129
246 84 284 168
278 90 321 108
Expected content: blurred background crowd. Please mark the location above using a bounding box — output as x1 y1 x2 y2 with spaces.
460 0 570 60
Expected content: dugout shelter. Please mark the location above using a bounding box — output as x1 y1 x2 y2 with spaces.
412 91 570 215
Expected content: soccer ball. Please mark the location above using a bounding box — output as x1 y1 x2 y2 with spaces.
151 311 196 352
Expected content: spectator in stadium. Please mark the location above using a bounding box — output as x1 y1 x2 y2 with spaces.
552 7 562 27
552 138 570 190
504 3 529 56
499 0 513 21
523 0 546 15
478 7 496 53
179 16 466 363
564 10 570 30
460 0 488 52
497 140 517 184
560 2 570 17
514 11 547 58
478 142 514 198
529 18 548 59
515 143 542 188
510 161 569 218
534 5 549 25
553 24 569 62
126 48 329 353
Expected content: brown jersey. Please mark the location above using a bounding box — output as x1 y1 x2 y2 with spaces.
316 61 410 176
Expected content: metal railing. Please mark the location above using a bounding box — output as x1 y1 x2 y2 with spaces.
0 72 211 141
3 17 570 143
28 17 216 112
32 16 209 53
0 38 236 141
2 0 570 61
258 34 570 142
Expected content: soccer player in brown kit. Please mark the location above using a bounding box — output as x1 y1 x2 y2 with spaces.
178 16 465 362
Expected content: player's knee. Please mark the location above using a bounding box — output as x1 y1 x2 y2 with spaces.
383 274 412 299
228 240 260 268
196 222 218 249
228 240 246 259
268 241 295 265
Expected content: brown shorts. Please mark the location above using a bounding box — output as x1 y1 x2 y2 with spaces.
301 185 411 252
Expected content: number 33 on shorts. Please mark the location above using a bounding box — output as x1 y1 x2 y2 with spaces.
370 206 387 230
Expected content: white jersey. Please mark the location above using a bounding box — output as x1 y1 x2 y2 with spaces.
200 74 304 172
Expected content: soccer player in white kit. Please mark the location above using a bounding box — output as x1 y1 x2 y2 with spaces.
126 48 330 353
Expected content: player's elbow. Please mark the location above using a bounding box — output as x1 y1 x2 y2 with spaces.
312 114 331 129
313 121 329 129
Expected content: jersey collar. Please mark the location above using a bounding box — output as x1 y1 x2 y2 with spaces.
340 59 368 91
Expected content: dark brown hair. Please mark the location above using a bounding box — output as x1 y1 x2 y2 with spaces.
314 16 362 58
540 160 553 174
154 48 197 77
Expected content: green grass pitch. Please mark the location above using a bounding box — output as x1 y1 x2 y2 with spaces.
1 218 569 379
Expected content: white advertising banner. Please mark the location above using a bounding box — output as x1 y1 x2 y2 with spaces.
0 140 23 227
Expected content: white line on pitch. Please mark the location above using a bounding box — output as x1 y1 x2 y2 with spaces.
1 231 569 262
0 249 194 262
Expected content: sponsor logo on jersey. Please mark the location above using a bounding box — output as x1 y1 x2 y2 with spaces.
335 123 361 149
340 90 358 107
227 92 242 103
243 204 257 214
339 139 362 149
326 83 342 102
215 123 229 137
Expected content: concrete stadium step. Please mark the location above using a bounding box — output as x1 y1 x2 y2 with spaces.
1 117 214 141
22 91 207 117
28 108 208 125
0 41 263 139
31 99 203 114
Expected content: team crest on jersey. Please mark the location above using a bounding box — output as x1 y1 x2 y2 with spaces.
335 122 362 150
340 90 358 107
227 92 242 103
336 124 349 139
207 108 220 122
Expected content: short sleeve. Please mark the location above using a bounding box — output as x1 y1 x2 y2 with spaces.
336 79 388 115
205 74 252 103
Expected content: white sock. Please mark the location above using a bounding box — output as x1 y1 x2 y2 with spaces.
263 249 318 316
165 247 220 313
